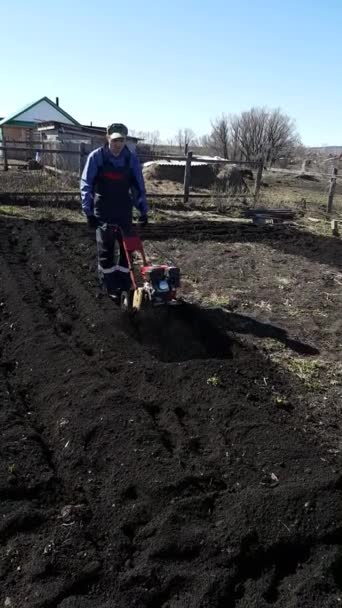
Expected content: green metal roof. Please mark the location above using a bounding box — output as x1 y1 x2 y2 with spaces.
0 97 80 128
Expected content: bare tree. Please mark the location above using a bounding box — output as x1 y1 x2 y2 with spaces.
147 130 160 150
207 114 231 159
198 134 212 155
184 128 197 147
134 130 160 150
230 107 301 164
175 128 197 150
230 108 268 161
204 107 301 164
266 109 301 166
176 129 184 150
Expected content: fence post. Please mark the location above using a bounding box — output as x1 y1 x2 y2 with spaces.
41 136 45 167
183 151 192 203
331 219 339 236
184 142 188 156
301 159 309 174
79 143 86 179
254 157 264 197
2 135 8 171
327 167 337 215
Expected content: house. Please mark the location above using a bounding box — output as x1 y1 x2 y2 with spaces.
0 96 142 167
0 96 80 144
37 121 141 152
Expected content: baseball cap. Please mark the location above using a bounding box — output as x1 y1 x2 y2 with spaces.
107 123 128 140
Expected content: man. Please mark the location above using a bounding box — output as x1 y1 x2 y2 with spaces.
80 123 148 300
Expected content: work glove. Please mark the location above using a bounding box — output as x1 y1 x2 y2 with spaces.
138 214 148 227
87 215 98 229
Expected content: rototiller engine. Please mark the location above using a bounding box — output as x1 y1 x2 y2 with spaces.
109 224 181 313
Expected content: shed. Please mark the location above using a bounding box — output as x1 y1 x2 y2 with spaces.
37 121 141 152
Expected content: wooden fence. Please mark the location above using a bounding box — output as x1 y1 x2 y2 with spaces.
0 139 340 213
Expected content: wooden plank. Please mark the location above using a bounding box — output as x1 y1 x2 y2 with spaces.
327 167 338 214
183 151 193 203
269 167 341 180
79 143 86 179
140 155 258 165
0 191 214 199
0 191 80 196
0 146 81 155
2 135 8 171
150 192 212 198
254 158 264 196
244 207 296 215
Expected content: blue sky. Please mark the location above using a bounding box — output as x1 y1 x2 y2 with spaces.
1 0 342 146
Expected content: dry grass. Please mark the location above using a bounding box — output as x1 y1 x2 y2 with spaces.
0 169 79 193
0 204 83 223
259 172 342 216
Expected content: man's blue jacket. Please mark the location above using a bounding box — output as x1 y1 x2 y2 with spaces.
80 144 148 217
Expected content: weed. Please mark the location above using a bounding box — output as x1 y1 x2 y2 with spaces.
285 358 324 390
207 374 220 387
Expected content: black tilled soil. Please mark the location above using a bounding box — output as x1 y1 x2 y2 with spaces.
0 215 341 608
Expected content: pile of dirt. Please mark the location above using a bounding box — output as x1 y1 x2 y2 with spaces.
143 162 216 188
0 215 341 608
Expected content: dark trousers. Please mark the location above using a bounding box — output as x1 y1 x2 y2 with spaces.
95 224 131 294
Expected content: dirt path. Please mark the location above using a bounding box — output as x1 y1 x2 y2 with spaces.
0 215 341 607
